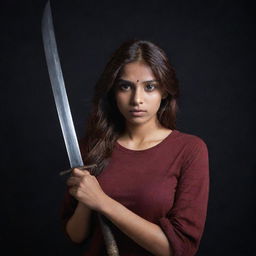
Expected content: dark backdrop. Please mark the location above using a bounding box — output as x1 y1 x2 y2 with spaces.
1 0 255 255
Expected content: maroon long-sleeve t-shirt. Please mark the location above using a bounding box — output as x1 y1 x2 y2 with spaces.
61 129 210 256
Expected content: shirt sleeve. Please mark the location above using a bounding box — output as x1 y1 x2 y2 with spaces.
158 138 210 256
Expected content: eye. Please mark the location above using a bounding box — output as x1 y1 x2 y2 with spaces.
116 83 131 91
119 84 131 91
145 84 156 91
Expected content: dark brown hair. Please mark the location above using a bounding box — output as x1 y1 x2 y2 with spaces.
80 39 180 176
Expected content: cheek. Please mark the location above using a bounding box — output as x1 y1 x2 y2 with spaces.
147 94 162 109
115 93 128 110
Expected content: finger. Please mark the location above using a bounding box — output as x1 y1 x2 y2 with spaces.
72 168 86 177
72 168 90 177
68 186 78 197
66 176 80 187
78 167 92 175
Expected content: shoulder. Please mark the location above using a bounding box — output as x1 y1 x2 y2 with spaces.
175 129 208 150
175 130 209 171
173 130 209 166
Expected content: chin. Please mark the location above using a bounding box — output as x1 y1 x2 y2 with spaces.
126 116 152 125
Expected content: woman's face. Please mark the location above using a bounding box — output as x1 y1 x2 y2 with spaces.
114 61 165 126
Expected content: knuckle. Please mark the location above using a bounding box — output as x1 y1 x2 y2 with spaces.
72 168 80 176
81 176 87 183
76 188 82 196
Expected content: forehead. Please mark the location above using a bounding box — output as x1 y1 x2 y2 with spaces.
120 61 156 81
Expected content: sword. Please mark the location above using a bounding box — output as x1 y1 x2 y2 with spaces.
41 2 119 255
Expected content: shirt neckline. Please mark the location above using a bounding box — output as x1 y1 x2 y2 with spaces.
115 129 179 153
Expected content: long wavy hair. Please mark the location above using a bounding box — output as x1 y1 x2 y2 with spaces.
80 39 180 176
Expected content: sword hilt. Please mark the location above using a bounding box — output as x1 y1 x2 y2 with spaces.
97 213 120 255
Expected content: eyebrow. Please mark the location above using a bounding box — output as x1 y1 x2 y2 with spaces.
117 78 159 84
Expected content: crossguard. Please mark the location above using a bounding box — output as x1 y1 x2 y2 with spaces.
59 163 98 176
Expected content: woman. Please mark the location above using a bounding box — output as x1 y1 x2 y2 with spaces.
61 39 209 256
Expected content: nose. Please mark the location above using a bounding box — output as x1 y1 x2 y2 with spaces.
131 87 143 105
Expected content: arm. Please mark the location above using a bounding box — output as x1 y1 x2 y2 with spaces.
158 138 210 256
64 140 93 243
99 195 173 256
65 201 92 243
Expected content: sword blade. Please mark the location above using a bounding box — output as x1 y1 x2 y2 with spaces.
41 1 83 168
41 3 120 255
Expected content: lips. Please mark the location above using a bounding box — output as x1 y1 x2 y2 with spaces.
129 109 146 117
129 109 146 112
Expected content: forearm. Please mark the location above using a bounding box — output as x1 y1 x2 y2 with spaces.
66 201 92 243
99 195 173 256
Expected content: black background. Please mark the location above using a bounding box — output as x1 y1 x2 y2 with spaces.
1 0 255 255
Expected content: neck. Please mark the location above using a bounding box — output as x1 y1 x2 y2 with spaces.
123 118 164 143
